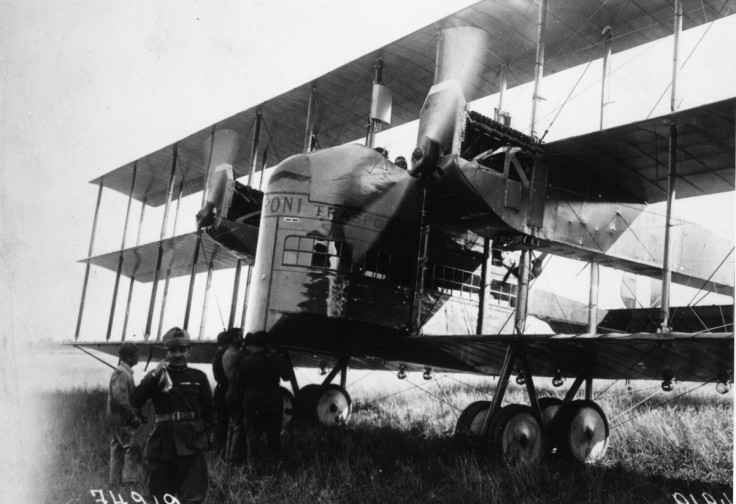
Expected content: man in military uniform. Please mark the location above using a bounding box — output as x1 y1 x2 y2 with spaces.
211 329 232 456
108 342 144 485
222 328 247 463
240 331 292 468
131 327 215 504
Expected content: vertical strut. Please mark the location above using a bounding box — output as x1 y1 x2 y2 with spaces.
304 84 317 153
156 269 171 340
600 26 612 130
198 262 214 340
184 234 201 331
588 261 599 334
662 0 682 332
229 260 242 330
122 195 147 340
172 181 184 237
75 181 103 340
145 144 178 339
365 57 384 148
107 162 137 340
495 64 508 124
241 266 253 329
481 345 519 438
259 150 268 191
411 188 430 334
515 249 531 335
476 239 490 335
248 109 262 187
121 276 135 341
530 0 548 139
519 350 540 414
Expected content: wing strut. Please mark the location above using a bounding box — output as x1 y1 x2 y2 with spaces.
411 187 430 334
661 0 683 332
156 269 172 340
515 249 531 334
107 161 137 341
588 261 600 334
476 239 491 335
529 0 548 140
122 196 147 340
365 56 384 148
145 143 178 340
228 259 242 330
75 181 103 341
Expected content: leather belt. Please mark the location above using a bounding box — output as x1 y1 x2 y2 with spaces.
155 411 196 423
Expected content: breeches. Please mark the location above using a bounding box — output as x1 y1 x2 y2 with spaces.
109 424 141 484
147 452 208 504
245 407 283 462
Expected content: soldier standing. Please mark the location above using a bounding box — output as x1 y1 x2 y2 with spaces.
222 328 247 463
240 331 292 469
131 327 216 504
212 330 232 456
107 343 144 485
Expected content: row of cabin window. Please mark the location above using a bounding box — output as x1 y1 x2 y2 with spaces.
282 236 485 298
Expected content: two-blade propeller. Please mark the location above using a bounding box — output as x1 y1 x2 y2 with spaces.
409 26 490 181
196 128 241 229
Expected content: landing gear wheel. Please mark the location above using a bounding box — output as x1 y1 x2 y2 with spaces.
279 386 295 431
489 404 544 466
538 397 562 427
295 384 323 423
315 384 352 426
553 400 609 463
455 400 491 449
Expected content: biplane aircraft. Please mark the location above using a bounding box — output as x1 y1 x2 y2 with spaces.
73 0 734 465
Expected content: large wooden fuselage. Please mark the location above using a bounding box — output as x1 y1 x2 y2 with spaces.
243 143 517 340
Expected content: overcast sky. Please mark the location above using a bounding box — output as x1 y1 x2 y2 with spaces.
1 0 734 350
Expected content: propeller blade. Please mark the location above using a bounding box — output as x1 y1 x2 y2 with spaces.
410 26 491 180
203 128 240 176
197 129 241 228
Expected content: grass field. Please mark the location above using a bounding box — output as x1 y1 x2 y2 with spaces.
17 357 733 504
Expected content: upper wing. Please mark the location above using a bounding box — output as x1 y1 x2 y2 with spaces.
91 0 731 205
544 98 736 204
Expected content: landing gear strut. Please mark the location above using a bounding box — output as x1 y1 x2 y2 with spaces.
455 343 610 465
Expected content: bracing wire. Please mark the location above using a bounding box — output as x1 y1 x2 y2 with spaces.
610 379 714 430
594 343 663 400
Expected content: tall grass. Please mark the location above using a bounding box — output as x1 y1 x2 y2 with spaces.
34 373 733 504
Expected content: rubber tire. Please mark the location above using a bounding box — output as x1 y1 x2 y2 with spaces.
538 396 563 428
295 384 323 423
488 404 545 466
552 399 609 463
279 386 295 431
455 400 491 449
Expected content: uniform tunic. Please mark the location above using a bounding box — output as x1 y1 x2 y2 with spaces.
211 347 229 455
222 345 247 462
131 365 215 504
107 362 142 484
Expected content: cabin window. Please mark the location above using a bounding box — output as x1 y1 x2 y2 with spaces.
425 262 481 299
363 250 415 286
283 236 352 272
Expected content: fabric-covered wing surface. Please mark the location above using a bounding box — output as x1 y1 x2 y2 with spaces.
75 331 733 385
90 0 733 206
81 231 245 282
544 98 736 204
